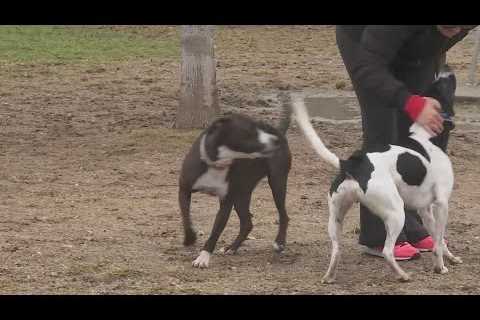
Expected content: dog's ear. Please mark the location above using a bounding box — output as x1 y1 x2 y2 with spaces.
207 117 231 135
205 116 232 146
204 117 231 161
439 72 456 116
438 64 457 93
429 66 457 116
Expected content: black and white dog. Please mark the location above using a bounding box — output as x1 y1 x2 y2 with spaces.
179 96 292 268
293 69 462 283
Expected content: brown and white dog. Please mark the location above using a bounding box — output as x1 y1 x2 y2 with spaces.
179 95 292 268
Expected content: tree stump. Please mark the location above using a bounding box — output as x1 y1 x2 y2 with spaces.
176 25 219 129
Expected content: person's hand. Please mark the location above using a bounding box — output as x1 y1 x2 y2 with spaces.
415 97 444 136
437 25 462 38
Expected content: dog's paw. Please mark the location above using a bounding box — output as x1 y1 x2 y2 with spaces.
396 272 411 282
272 242 285 253
219 246 237 255
321 275 336 284
183 230 197 246
449 256 463 265
434 265 449 274
192 250 210 268
224 247 238 255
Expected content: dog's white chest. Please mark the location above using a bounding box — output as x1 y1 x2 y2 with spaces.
192 167 230 198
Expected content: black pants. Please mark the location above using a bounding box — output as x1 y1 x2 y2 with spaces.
336 26 430 247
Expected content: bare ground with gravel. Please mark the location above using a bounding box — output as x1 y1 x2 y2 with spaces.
0 26 479 294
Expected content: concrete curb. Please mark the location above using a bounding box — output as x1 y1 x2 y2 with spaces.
455 86 480 103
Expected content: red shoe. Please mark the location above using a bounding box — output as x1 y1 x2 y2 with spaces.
363 242 420 261
412 236 447 252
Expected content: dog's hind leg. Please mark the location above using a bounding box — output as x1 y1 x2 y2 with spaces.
222 192 254 254
382 211 411 282
268 170 289 253
363 182 410 282
179 187 197 246
322 187 355 284
192 195 234 268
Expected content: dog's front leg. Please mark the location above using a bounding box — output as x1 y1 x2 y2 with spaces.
442 239 463 265
431 201 449 274
418 205 462 269
192 195 234 268
431 200 462 272
383 213 411 282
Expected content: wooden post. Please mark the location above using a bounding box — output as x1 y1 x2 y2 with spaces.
467 27 480 86
176 25 219 129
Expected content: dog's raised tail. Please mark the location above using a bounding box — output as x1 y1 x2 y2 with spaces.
292 98 340 169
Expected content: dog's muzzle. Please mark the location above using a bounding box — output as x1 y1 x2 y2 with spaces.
441 113 455 131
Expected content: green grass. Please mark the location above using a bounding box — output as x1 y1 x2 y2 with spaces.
0 26 180 65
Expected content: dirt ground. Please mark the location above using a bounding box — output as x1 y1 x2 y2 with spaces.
1 26 479 294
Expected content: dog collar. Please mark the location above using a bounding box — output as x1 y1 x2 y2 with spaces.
199 134 232 169
440 112 455 131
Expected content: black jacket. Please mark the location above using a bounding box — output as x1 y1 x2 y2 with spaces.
337 25 476 111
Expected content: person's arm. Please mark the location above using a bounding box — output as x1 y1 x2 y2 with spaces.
441 26 478 52
349 25 422 112
350 25 443 134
